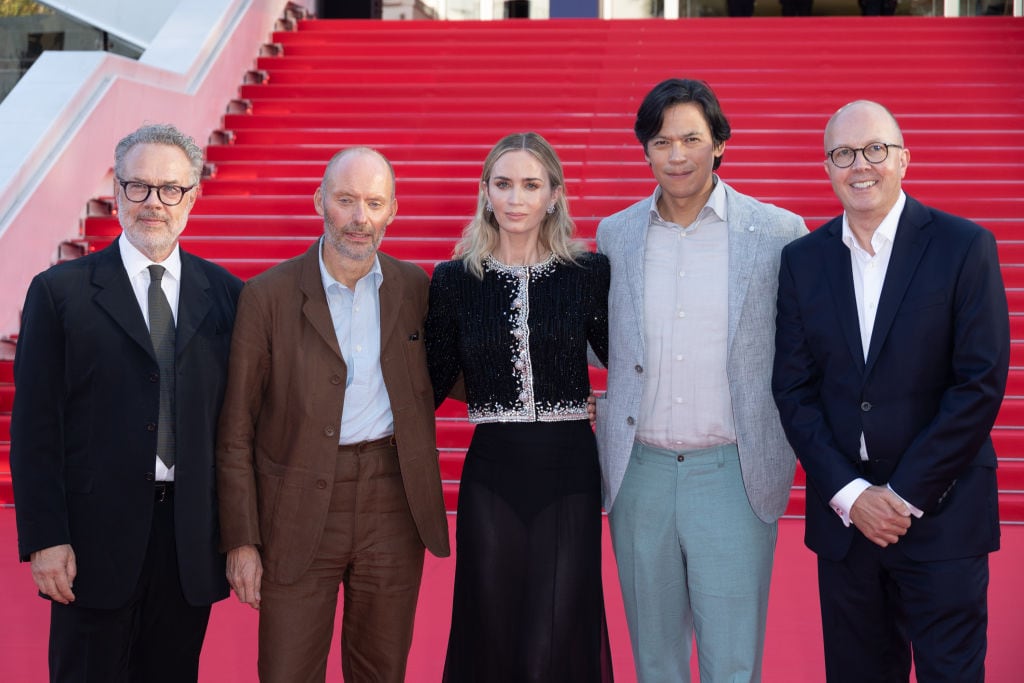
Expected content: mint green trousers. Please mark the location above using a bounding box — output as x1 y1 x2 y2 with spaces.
609 441 778 683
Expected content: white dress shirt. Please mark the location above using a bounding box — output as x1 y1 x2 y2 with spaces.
829 192 923 524
636 179 736 451
119 234 181 481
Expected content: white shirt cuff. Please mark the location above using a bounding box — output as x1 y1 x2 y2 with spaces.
887 484 924 519
830 478 872 527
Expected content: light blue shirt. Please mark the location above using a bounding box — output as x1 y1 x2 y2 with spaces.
318 239 394 444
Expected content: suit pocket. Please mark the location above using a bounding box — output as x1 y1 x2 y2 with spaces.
898 290 946 313
254 469 283 549
402 332 432 398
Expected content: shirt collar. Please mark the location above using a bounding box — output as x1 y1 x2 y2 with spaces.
118 232 182 282
318 237 383 292
841 190 907 255
648 174 727 226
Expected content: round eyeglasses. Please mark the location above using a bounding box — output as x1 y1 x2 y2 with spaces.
117 179 196 206
826 143 903 169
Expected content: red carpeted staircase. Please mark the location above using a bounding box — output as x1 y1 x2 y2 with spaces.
1 16 1023 523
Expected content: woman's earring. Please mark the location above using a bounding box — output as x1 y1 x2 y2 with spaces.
486 201 494 213
546 204 556 214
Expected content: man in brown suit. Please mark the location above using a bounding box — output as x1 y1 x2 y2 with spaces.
216 147 450 682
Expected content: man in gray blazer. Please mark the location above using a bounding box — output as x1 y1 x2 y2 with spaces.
595 78 807 682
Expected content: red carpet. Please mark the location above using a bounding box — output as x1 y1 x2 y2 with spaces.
1 509 1021 681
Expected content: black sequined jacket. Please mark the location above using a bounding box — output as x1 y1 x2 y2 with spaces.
426 252 610 423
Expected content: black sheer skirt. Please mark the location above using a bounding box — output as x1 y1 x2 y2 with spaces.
442 420 614 683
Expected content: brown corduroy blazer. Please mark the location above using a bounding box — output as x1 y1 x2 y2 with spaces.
216 241 449 584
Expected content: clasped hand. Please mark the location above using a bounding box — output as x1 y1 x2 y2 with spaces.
849 485 912 547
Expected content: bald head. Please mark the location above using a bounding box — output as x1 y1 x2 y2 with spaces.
825 100 904 152
823 99 910 233
321 147 396 200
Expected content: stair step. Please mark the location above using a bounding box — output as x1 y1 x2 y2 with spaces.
255 55 1024 79
221 125 1024 151
208 140 1024 170
181 195 1021 228
85 235 460 263
85 215 546 239
78 213 1024 246
199 175 1024 202
207 158 1021 184
998 459 1024 489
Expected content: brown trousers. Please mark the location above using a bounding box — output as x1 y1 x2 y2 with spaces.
257 438 426 683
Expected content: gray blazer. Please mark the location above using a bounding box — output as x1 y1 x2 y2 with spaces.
595 181 807 523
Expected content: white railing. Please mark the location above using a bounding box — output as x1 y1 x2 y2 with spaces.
0 0 310 338
427 0 1023 18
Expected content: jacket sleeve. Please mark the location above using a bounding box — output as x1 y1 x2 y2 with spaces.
10 274 72 560
425 262 463 408
887 228 1010 511
772 246 864 501
215 282 272 552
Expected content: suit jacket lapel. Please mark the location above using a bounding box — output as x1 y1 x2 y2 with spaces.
724 186 757 354
91 238 156 360
822 218 866 371
377 254 403 363
864 197 931 374
175 250 212 357
298 240 345 361
622 201 650 337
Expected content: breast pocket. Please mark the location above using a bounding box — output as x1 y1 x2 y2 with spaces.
401 331 432 398
898 290 946 314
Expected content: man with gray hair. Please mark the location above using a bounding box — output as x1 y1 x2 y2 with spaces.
11 123 243 682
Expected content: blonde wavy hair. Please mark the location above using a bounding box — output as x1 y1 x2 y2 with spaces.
454 132 584 279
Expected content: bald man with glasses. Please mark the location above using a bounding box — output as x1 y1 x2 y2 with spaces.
773 100 1009 682
11 123 243 682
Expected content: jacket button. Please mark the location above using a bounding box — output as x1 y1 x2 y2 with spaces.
330 375 342 385
145 472 155 481
677 454 685 462
860 402 872 412
148 372 159 383
634 365 643 373
626 417 635 426
324 426 336 437
316 480 327 490
146 422 157 432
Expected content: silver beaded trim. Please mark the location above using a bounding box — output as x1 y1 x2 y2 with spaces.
470 255 585 424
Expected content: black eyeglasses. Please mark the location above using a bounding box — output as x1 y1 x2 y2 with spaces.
117 178 196 206
826 143 903 169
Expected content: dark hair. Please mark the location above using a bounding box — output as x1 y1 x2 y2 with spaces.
634 79 732 171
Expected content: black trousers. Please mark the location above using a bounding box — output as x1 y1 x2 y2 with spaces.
818 532 989 683
48 486 212 683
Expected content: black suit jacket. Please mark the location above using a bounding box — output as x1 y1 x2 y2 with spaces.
772 195 1009 562
11 238 243 608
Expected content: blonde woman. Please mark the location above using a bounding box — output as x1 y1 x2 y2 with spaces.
426 132 613 682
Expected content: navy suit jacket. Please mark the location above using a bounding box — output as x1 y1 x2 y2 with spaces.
772 195 1009 562
11 238 243 608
